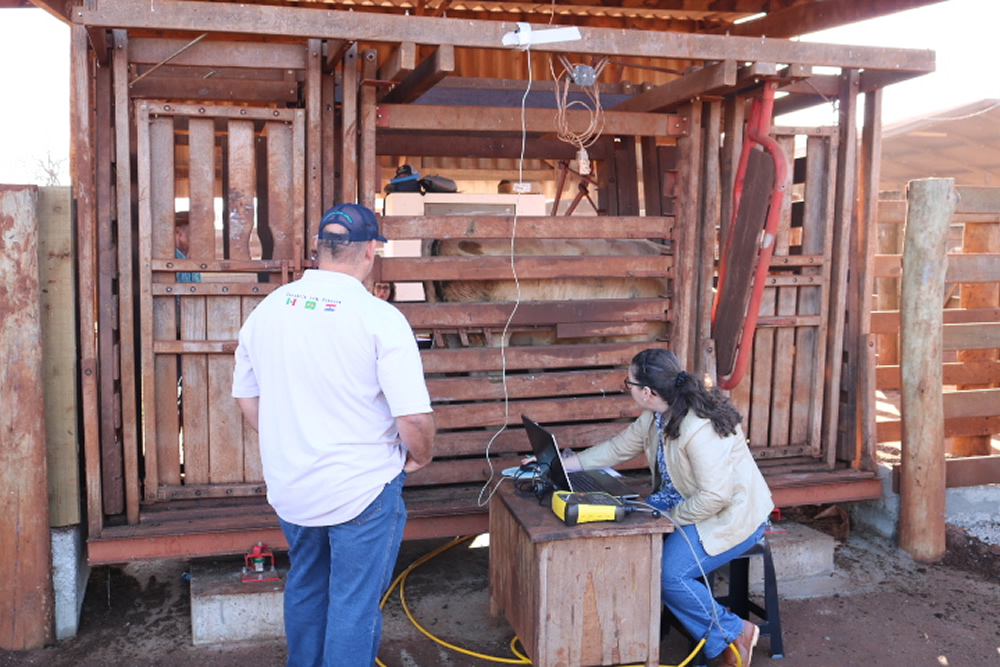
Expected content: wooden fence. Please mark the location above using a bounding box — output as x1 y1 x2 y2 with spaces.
873 185 1000 486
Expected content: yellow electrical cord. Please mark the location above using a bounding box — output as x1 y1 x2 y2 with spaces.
375 536 720 667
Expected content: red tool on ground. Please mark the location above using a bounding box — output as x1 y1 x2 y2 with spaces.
241 542 281 583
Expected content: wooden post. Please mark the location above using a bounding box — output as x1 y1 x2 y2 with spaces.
0 185 55 649
898 177 957 563
951 215 999 456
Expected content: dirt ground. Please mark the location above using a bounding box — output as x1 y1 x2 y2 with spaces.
2 520 1000 667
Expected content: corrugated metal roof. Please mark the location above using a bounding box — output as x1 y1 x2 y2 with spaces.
881 99 1000 192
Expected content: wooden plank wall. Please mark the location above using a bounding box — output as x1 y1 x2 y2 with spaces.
37 187 81 527
873 186 1000 485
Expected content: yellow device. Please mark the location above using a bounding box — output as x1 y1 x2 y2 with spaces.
551 491 626 526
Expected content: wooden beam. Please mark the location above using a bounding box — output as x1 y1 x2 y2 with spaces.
380 44 455 104
611 60 736 113
74 0 936 72
376 104 689 137
0 186 55 650
377 134 578 160
893 455 1000 493
129 76 300 102
377 41 417 84
129 37 308 69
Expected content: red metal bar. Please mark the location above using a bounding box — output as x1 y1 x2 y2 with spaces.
715 82 789 390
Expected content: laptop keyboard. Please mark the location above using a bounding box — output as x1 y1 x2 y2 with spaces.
568 472 604 494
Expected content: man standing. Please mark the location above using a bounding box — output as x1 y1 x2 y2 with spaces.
232 203 435 667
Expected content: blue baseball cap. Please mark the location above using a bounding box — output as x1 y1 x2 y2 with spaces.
318 203 387 243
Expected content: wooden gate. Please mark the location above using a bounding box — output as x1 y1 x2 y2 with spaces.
135 102 306 504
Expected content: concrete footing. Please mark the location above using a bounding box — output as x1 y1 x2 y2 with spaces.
189 558 286 645
51 525 89 640
849 462 1000 546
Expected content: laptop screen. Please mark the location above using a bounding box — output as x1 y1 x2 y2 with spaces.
521 415 575 492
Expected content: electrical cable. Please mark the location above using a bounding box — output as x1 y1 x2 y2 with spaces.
374 530 718 667
476 46 532 511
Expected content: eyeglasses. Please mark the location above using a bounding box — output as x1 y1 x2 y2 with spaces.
623 377 642 392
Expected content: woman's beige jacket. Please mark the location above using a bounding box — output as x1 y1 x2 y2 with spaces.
576 410 774 556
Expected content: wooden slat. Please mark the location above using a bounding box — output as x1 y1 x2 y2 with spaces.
137 108 173 500
431 422 629 459
892 455 1000 493
265 119 298 259
826 69 858 465
241 296 265 482
794 133 834 449
380 215 672 240
878 416 1000 443
876 360 1000 390
872 307 1000 333
37 188 81 527
427 368 622 402
180 296 210 485
114 30 142 519
943 322 1000 351
433 394 637 430
397 298 667 329
420 341 647 374
359 48 378 210
76 23 105 538
98 55 123 517
340 43 359 204
380 255 671 282
769 134 796 447
873 253 1000 282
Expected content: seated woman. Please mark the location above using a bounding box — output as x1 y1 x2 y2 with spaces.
575 347 774 667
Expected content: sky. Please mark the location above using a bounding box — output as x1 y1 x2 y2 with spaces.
0 0 998 186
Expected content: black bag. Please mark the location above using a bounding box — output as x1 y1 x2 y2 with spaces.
418 174 458 193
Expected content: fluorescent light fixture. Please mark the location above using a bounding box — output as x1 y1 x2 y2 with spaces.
734 12 767 25
502 22 583 49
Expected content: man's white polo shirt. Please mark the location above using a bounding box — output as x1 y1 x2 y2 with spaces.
232 269 431 526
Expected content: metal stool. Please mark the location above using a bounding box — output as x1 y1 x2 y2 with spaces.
663 533 785 665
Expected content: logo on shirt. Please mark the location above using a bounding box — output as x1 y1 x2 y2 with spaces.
284 292 340 313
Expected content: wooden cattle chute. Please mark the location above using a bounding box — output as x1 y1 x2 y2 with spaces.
874 185 1000 489
65 0 935 563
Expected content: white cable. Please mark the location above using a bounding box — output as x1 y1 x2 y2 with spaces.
478 47 531 508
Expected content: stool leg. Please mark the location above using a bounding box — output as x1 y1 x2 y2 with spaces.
760 541 785 658
728 557 751 619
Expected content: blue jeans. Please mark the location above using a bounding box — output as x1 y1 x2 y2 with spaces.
661 521 766 659
278 471 407 667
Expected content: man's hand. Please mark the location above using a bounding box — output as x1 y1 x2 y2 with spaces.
397 412 435 474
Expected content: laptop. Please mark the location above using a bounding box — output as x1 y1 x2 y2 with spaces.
521 415 640 499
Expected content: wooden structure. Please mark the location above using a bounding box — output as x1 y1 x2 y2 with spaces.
489 484 672 667
874 185 1000 487
27 0 942 563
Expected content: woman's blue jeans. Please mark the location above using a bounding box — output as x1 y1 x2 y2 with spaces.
661 521 766 659
278 471 407 667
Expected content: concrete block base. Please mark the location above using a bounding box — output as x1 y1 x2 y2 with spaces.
51 526 89 640
189 558 285 645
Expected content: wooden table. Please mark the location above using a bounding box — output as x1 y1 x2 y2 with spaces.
489 485 673 667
